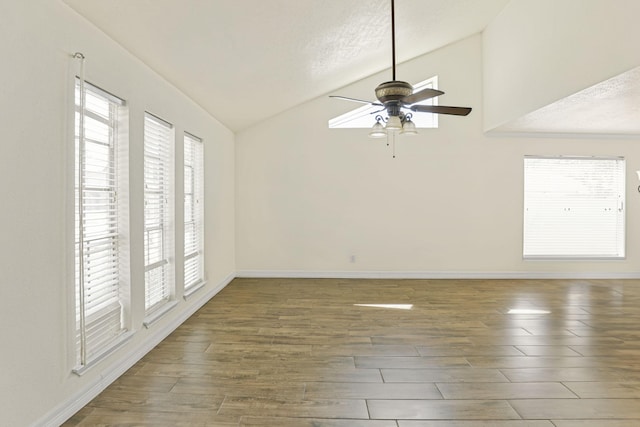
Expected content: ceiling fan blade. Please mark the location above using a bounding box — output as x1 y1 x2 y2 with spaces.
330 95 383 106
401 88 444 105
410 105 472 116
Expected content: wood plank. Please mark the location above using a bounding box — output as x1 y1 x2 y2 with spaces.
67 407 238 426
551 421 640 427
416 345 525 357
563 381 640 398
398 421 554 427
87 390 225 413
170 377 305 400
509 399 640 419
382 368 509 383
305 382 443 400
514 346 583 356
367 399 521 420
217 396 369 419
240 418 397 427
355 356 469 369
501 367 640 382
436 382 577 399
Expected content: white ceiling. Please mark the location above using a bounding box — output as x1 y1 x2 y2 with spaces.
62 0 509 131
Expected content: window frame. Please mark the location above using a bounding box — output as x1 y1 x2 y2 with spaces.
143 112 175 320
74 78 131 374
183 132 205 296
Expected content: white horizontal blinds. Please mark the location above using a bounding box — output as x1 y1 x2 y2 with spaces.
523 156 625 258
144 113 174 313
184 133 204 290
75 79 126 365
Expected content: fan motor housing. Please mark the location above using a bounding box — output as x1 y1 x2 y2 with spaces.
375 80 413 103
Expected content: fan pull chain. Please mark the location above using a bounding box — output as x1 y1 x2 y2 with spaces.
392 131 396 158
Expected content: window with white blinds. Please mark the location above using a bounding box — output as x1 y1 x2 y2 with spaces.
144 113 174 313
184 133 204 293
75 79 128 368
523 156 625 259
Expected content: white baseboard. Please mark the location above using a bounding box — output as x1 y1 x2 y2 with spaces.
36 272 234 427
236 270 640 280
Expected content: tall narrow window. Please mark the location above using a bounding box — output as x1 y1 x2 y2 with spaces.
144 113 174 316
75 79 128 370
523 156 625 259
184 133 204 294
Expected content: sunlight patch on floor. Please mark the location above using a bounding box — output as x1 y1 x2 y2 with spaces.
354 304 414 310
507 308 551 315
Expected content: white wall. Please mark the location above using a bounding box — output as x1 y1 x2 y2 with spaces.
236 33 640 277
0 1 235 426
483 0 640 131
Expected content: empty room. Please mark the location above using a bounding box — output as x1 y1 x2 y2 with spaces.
2 0 640 426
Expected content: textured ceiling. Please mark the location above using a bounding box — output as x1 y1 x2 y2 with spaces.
495 66 640 136
62 0 509 131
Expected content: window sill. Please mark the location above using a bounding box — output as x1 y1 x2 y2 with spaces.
183 280 206 300
523 255 626 261
143 300 178 328
72 330 135 376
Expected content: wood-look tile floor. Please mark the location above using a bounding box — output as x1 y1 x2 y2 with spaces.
63 278 640 426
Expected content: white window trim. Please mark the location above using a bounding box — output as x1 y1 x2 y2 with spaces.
72 331 134 376
74 78 130 373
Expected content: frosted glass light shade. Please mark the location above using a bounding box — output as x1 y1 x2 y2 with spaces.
385 115 402 130
368 121 387 138
400 119 417 135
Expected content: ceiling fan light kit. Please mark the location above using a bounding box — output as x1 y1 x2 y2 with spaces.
331 0 471 148
400 115 417 135
385 114 403 131
368 118 388 138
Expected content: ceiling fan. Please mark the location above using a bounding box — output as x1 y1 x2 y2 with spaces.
331 0 471 137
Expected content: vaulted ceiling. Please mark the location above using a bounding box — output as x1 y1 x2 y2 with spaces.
62 0 509 131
